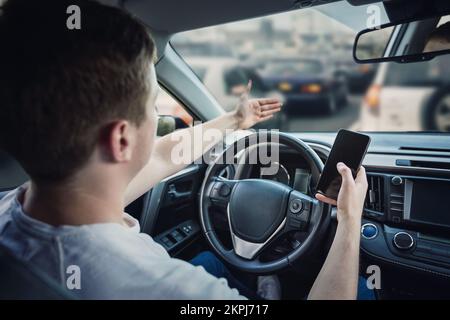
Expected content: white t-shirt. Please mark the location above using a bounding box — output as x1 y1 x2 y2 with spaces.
0 185 246 299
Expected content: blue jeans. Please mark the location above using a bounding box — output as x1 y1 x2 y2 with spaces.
190 251 376 300
357 276 377 300
190 251 260 299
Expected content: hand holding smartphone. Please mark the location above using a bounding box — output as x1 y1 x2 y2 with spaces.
316 129 370 201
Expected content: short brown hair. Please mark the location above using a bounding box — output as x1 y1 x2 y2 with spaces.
0 0 156 183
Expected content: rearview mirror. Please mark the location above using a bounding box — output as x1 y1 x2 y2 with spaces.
354 14 450 63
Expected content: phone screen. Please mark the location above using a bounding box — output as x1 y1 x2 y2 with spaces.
316 129 370 200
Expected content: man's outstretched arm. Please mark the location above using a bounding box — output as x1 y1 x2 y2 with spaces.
308 163 368 300
124 83 282 206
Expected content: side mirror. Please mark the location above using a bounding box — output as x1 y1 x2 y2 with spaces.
157 115 189 136
354 14 450 64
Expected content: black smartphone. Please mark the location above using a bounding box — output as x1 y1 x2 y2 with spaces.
316 129 371 200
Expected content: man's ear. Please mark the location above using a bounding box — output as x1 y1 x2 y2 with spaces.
103 120 136 163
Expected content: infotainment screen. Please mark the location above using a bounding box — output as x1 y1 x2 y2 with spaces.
409 179 450 227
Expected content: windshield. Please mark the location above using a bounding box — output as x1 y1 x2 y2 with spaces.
171 1 450 132
264 60 324 76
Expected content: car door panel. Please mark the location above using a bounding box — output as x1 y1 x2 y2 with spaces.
138 164 207 256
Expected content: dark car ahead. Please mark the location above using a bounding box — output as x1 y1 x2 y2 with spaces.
334 59 377 94
261 58 348 115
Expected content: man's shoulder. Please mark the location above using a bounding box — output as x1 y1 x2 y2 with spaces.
0 187 21 228
0 187 19 212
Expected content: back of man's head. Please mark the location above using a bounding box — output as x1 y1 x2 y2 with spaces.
0 0 156 183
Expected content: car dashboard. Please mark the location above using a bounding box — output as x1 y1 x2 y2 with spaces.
231 133 450 282
146 131 450 298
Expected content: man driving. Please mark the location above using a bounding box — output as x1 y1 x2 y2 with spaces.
0 0 368 299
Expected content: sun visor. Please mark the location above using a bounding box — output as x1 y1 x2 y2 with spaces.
382 0 450 23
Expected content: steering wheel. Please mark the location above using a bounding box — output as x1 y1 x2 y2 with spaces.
199 131 330 274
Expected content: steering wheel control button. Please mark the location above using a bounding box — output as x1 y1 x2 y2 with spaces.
210 182 232 202
289 199 303 214
361 223 378 240
219 184 232 197
391 176 403 186
393 232 415 250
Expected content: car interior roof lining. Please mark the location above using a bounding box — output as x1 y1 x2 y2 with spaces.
120 0 342 34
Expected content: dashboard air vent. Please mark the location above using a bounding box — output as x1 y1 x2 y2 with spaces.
365 175 385 213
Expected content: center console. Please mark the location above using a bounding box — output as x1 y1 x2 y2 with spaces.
361 172 450 271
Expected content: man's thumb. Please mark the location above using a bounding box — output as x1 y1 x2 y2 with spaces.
337 162 353 186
